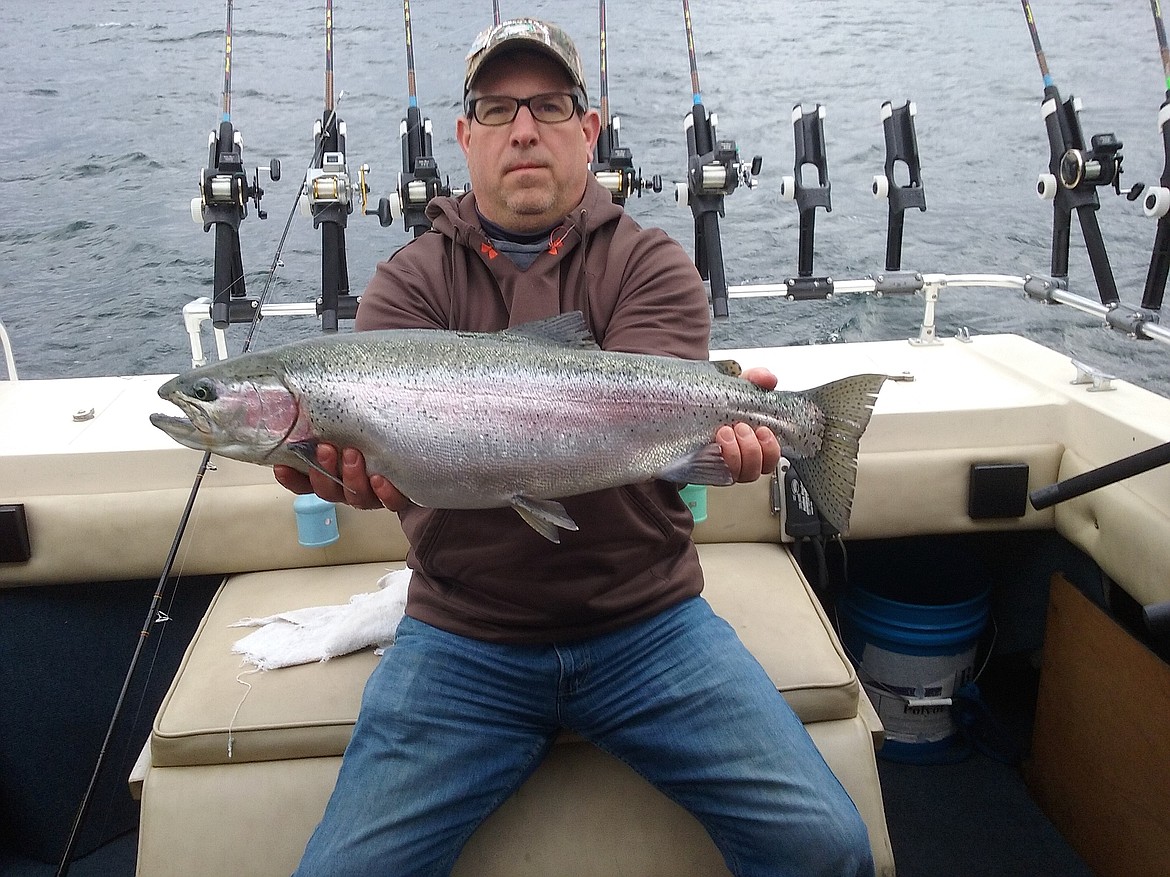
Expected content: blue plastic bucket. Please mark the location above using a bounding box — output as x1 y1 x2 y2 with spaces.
838 584 989 763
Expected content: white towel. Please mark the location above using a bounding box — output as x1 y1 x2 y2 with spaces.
229 568 410 670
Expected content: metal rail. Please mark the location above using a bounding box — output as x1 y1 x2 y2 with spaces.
728 272 1170 350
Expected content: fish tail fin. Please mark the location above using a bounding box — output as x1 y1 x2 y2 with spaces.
788 374 886 534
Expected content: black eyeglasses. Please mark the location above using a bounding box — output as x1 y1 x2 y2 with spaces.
465 92 583 126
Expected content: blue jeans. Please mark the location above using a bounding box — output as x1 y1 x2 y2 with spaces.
294 596 875 877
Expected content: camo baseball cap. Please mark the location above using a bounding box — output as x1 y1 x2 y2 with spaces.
464 18 588 101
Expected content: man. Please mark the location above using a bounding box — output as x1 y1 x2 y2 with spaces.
279 18 874 877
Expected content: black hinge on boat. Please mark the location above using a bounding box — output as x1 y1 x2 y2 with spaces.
784 276 835 301
0 504 31 563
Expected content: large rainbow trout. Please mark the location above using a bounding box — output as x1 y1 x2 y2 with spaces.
151 312 885 541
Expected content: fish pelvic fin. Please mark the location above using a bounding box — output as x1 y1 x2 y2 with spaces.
511 495 580 543
787 374 886 534
658 443 735 486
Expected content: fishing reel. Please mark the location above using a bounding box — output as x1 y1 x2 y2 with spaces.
191 123 281 228
299 121 364 219
368 111 466 235
591 117 663 203
191 121 281 329
675 119 762 206
370 157 465 228
1037 128 1134 202
1059 133 1125 193
593 147 663 202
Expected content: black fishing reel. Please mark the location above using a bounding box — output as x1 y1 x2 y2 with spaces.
367 107 466 236
1058 132 1125 194
592 146 663 202
371 158 465 230
676 125 762 206
191 121 281 228
1036 128 1139 203
590 117 663 204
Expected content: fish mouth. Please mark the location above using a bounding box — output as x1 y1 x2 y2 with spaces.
149 411 212 448
150 384 218 448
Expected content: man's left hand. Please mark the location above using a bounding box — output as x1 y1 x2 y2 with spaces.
717 367 782 483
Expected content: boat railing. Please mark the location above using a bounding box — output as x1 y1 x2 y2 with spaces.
729 272 1170 349
0 316 18 381
179 270 1170 369
183 298 324 368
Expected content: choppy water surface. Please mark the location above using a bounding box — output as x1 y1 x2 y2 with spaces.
2 0 1169 396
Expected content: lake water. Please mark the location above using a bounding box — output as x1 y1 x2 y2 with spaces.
3 0 1169 396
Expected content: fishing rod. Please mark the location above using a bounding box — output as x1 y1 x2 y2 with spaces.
1030 438 1170 511
1137 0 1170 317
55 22 351 874
589 0 662 206
674 0 761 320
299 0 361 331
1030 431 1170 649
190 0 281 332
1021 0 1131 308
371 0 464 236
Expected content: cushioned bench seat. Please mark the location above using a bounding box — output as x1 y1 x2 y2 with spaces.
138 543 894 876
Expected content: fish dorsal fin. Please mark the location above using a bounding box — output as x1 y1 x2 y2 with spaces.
501 311 600 350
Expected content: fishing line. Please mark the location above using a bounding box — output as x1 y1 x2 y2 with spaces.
227 668 261 760
55 8 347 875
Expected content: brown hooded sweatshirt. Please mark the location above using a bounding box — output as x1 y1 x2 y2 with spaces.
355 175 713 643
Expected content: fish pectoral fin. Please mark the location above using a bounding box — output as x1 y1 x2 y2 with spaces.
657 443 735 487
284 440 346 489
510 495 579 543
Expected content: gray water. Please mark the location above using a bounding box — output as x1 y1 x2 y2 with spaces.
3 0 1170 396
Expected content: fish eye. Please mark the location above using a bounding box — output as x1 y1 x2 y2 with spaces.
191 378 217 402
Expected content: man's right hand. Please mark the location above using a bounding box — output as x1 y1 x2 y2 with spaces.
273 445 412 512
